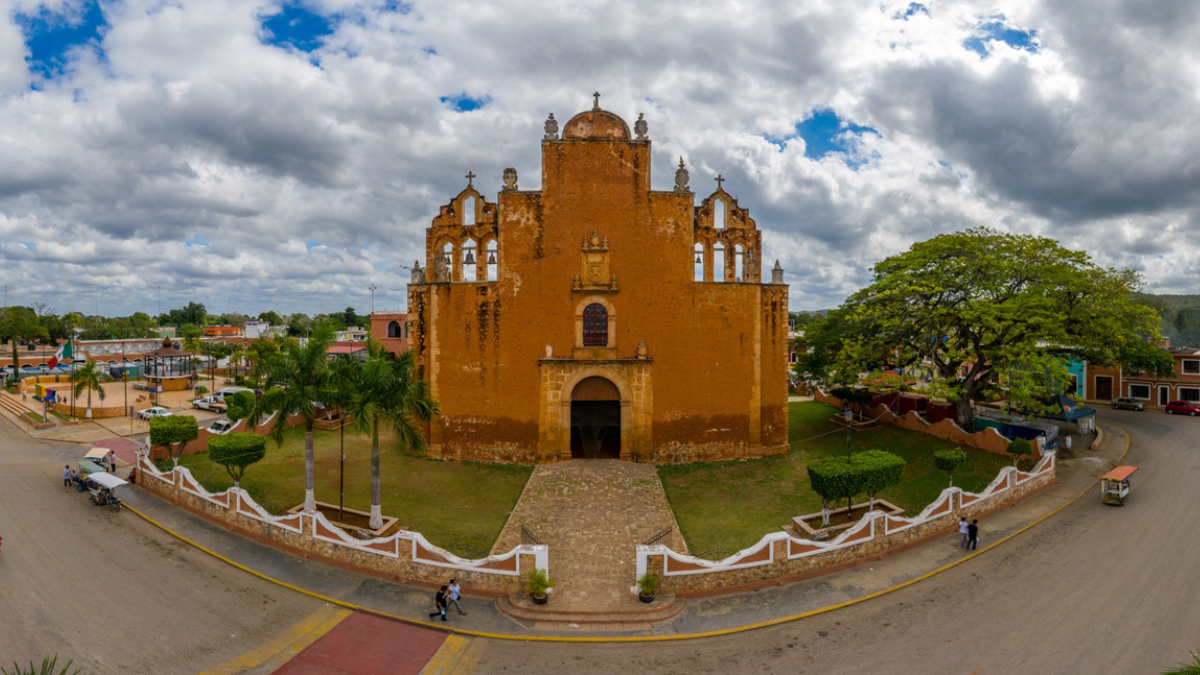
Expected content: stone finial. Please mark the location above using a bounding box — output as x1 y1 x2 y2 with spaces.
502 167 518 191
544 113 559 140
634 113 648 140
674 157 690 193
546 344 553 358
772 260 785 284
590 228 601 247
411 260 425 284
636 340 648 359
433 255 451 282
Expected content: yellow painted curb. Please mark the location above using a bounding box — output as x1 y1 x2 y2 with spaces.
420 634 484 675
194 604 352 674
130 424 1129 646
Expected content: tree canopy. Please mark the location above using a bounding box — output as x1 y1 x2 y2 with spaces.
799 228 1171 428
150 415 200 467
933 449 968 487
208 432 266 487
224 390 256 422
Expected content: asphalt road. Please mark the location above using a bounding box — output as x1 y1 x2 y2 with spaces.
469 409 1200 674
2 409 1197 674
0 415 324 674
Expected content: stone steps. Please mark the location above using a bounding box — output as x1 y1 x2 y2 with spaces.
495 592 685 628
0 392 51 427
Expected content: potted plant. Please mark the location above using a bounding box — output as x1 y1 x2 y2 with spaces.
637 571 659 603
526 568 555 605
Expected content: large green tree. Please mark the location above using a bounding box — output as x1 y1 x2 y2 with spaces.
0 307 50 378
341 342 438 529
208 433 266 488
249 324 336 512
150 415 200 468
801 228 1171 428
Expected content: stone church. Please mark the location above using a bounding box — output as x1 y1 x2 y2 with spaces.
407 96 789 464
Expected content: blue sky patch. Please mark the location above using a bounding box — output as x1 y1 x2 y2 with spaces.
440 94 491 112
896 3 930 20
963 17 1038 57
261 3 336 53
796 108 879 166
305 240 324 250
16 0 107 80
186 234 211 248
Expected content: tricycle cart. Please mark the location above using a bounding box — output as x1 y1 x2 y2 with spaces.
1100 466 1138 506
85 472 128 512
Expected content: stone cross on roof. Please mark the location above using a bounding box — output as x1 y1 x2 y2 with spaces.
465 171 475 187
714 174 725 190
593 92 600 110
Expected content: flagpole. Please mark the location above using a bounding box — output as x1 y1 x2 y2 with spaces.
70 338 75 420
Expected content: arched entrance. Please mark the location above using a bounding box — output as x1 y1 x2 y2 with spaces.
570 376 621 459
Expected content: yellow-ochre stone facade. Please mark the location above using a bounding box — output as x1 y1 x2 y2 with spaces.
408 98 789 464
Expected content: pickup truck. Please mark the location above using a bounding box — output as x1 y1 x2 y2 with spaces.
192 396 227 412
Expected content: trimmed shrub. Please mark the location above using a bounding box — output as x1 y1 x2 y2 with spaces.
208 432 266 488
807 457 859 525
224 390 256 422
853 449 905 511
830 387 873 406
1007 438 1034 466
933 449 968 487
149 415 199 468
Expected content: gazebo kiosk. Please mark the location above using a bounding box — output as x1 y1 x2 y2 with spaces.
143 337 196 393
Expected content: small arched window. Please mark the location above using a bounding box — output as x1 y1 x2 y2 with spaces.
387 321 401 338
582 304 608 347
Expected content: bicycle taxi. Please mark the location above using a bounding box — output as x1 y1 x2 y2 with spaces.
1100 466 1138 506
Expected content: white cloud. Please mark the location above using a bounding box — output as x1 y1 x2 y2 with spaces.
0 0 1197 318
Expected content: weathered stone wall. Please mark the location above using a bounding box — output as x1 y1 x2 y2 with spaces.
410 110 789 464
137 457 544 594
814 388 1014 456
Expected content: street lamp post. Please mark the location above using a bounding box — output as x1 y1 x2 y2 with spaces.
368 284 378 317
844 406 854 459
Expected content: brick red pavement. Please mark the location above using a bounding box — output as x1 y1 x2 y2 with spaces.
92 437 141 465
272 612 447 675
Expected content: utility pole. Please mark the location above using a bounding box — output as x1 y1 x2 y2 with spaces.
368 284 378 316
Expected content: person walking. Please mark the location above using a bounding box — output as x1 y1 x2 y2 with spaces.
967 519 980 550
448 579 466 616
958 517 970 548
429 585 449 622
62 465 71 488
1064 434 1073 452
22 389 28 403
108 451 117 474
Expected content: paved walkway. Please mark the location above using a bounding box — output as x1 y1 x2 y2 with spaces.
491 459 682 611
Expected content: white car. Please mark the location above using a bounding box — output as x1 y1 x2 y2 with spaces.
137 406 173 420
208 418 235 434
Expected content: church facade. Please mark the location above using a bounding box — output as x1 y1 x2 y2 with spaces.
407 98 789 464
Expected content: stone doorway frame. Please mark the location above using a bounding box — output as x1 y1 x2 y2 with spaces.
538 359 652 463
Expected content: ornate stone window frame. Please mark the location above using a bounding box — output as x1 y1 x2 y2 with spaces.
574 295 616 352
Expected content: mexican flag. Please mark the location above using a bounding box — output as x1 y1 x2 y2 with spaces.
47 339 72 369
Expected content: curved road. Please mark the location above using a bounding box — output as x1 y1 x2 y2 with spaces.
1 409 1197 673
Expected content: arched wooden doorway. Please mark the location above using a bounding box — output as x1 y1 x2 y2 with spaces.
570 376 621 459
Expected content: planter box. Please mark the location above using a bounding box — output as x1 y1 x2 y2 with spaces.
287 501 400 539
792 499 906 541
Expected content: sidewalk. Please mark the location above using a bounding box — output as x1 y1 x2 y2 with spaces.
120 426 1126 639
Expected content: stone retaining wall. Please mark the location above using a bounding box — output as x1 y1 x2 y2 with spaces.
136 453 547 594
814 388 1014 456
638 451 1055 594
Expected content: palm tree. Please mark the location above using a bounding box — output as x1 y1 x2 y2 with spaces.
344 342 439 529
69 360 106 419
249 324 336 513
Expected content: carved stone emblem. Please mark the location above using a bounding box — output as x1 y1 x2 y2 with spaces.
674 157 690 193
502 167 518 191
634 113 648 140
544 113 559 140
577 228 614 291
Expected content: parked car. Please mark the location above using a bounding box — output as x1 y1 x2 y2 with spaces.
208 418 235 434
137 406 173 420
1165 401 1200 416
192 396 226 412
1112 397 1146 411
215 386 256 399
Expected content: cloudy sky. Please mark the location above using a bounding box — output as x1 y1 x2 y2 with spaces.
1 0 1197 317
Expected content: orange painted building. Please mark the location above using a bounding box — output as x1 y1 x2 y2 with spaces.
203 325 241 337
407 99 790 465
369 312 409 356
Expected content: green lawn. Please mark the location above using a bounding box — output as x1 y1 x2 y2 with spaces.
658 401 1011 557
170 427 532 557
